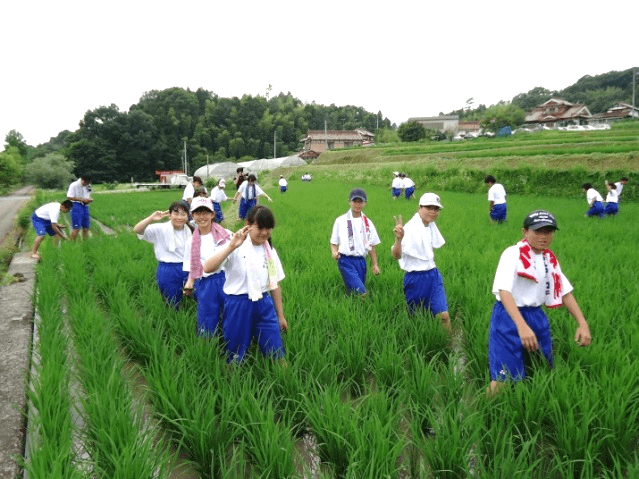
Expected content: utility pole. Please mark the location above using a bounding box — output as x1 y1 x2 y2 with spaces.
183 141 187 175
206 154 209 180
274 130 277 159
633 67 637 117
324 120 328 151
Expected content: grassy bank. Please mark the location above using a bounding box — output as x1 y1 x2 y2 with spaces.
273 120 639 202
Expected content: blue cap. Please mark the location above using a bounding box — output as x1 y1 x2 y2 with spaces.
349 188 367 201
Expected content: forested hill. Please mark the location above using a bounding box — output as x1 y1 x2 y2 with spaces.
32 90 392 183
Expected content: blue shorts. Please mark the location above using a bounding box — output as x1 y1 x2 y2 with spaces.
280 186 287 193
391 188 401 198
239 198 257 220
403 268 448 316
194 272 226 337
488 302 553 382
156 262 189 308
213 201 224 223
605 202 618 215
586 201 605 218
337 255 367 294
31 212 55 236
223 293 285 363
70 202 90 229
490 203 507 222
404 186 415 199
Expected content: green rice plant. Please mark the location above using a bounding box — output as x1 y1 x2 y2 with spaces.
59 247 171 478
23 250 82 478
304 383 358 477
342 390 406 478
233 382 296 478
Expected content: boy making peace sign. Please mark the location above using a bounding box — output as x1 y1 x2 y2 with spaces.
391 193 451 332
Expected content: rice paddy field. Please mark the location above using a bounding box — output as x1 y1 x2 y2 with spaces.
26 180 639 478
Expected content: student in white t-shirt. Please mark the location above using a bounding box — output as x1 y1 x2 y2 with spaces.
488 210 591 394
134 200 191 308
582 183 605 218
210 179 229 224
203 206 287 363
278 175 288 193
330 188 381 296
485 175 507 223
401 173 416 199
614 177 628 198
233 174 273 220
66 175 93 240
604 182 619 216
30 200 72 260
391 172 403 199
182 176 203 207
182 197 232 337
391 193 451 332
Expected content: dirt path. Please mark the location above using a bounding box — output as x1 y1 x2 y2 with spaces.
0 186 34 246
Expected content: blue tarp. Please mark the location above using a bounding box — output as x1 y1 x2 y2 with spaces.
497 126 512 137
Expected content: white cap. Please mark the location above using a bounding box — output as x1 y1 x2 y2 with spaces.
190 197 214 213
393 171 399 176
419 193 443 209
218 179 226 187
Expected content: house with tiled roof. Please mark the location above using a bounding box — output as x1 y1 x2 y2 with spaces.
524 98 592 127
300 128 374 153
590 102 639 125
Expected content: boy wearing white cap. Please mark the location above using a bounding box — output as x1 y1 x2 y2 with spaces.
331 188 381 295
210 179 229 223
488 210 591 393
392 193 451 330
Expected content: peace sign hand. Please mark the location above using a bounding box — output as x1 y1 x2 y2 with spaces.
151 210 170 222
393 215 404 240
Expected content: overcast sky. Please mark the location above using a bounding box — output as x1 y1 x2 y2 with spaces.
1 0 636 146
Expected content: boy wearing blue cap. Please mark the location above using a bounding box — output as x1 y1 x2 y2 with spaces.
330 188 381 295
488 210 591 394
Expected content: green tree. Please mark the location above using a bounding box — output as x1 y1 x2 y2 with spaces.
375 127 399 144
511 87 554 112
479 103 526 133
4 130 28 158
397 121 426 142
25 152 75 189
0 146 23 185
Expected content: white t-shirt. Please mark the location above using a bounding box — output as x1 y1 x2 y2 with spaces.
222 243 285 295
182 183 195 202
138 222 189 263
67 179 91 201
403 178 415 188
606 189 619 203
392 177 403 189
395 213 444 272
488 183 507 205
211 186 228 203
183 230 232 277
237 182 265 200
492 245 573 307
615 182 624 196
586 188 604 204
279 178 288 187
330 213 381 257
34 202 62 223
